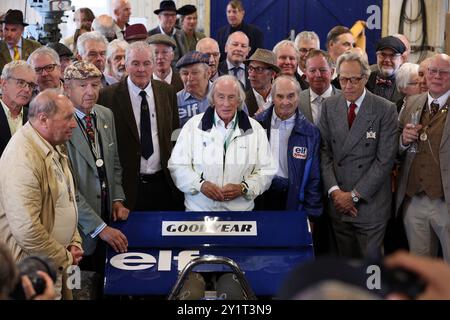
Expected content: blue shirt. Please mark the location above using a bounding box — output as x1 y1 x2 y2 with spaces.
177 85 211 127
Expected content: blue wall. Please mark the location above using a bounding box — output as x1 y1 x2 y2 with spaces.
210 0 382 64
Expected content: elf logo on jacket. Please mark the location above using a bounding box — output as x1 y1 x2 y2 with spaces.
293 146 307 159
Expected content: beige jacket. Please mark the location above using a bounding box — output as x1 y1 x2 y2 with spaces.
0 122 82 272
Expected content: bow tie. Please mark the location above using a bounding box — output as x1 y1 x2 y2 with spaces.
376 77 392 87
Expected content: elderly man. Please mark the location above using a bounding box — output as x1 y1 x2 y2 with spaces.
77 31 109 87
0 61 36 156
196 37 221 81
27 47 63 93
91 15 117 42
105 39 129 85
218 31 251 90
0 90 82 299
319 51 398 258
273 40 309 90
295 31 321 79
98 41 181 211
243 48 279 116
255 75 322 222
147 34 184 92
299 50 340 126
63 62 129 286
176 51 211 126
148 1 184 64
168 75 274 211
366 36 406 102
396 54 450 263
112 0 131 40
216 0 263 62
178 5 206 54
0 9 41 74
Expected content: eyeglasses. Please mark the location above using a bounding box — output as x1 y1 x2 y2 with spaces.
338 75 365 85
428 68 450 77
34 63 58 74
299 48 314 54
248 65 270 74
7 76 37 90
376 51 402 61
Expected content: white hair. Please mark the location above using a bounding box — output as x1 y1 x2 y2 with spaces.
207 75 246 110
1 60 35 80
27 46 60 66
77 31 108 57
107 39 129 60
294 31 321 49
396 62 419 91
273 40 299 60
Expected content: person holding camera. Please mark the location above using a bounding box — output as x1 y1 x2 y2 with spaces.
0 90 83 299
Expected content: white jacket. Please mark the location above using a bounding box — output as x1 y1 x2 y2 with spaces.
168 108 275 211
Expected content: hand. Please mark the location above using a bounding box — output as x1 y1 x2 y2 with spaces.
402 123 423 145
99 226 128 253
21 271 56 300
68 245 83 265
331 190 358 217
384 251 450 300
112 201 130 221
222 183 243 201
200 181 224 201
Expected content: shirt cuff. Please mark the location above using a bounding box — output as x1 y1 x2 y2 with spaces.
112 199 124 203
91 222 107 238
328 185 340 196
399 135 410 152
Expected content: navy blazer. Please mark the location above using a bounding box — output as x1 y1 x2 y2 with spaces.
0 105 28 157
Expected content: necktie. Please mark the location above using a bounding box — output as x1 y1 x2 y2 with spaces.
139 91 154 160
348 103 357 128
84 115 96 146
430 100 440 118
231 67 240 78
13 46 20 61
375 76 392 87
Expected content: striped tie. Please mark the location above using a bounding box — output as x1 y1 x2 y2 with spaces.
13 46 20 61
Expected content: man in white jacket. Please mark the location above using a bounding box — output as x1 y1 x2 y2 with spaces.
168 75 275 211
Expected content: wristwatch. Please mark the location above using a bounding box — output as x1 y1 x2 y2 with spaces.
351 190 360 203
240 183 248 195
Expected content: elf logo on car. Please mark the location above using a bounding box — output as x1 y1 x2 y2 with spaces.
109 250 200 271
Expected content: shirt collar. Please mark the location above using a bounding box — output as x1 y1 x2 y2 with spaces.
226 60 245 71
214 109 237 129
1 98 23 118
159 25 176 37
127 76 153 98
428 90 450 108
153 68 173 82
310 85 333 102
8 38 22 50
346 89 367 108
271 108 296 128
74 108 95 119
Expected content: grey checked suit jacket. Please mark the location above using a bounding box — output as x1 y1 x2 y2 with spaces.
299 86 340 125
66 104 125 255
396 93 450 216
319 91 398 223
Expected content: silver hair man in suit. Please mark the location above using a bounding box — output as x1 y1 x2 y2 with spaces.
319 51 398 258
299 50 340 126
396 54 450 263
64 61 129 282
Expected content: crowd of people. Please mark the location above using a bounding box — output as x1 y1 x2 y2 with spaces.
0 0 449 300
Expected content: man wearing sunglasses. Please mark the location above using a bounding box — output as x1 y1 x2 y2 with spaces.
0 60 36 156
319 51 398 259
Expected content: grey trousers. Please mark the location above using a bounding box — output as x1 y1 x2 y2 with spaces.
331 217 387 259
403 194 450 263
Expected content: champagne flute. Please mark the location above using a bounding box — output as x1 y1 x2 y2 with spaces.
408 110 421 153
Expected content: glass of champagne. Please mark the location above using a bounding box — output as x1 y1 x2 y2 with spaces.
408 110 421 153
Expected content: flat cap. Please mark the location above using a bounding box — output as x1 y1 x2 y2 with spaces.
124 23 148 42
244 48 281 73
178 5 197 16
64 61 102 81
376 36 406 54
176 51 210 69
147 34 176 49
46 42 73 58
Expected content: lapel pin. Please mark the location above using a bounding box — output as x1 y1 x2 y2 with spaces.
366 131 376 139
